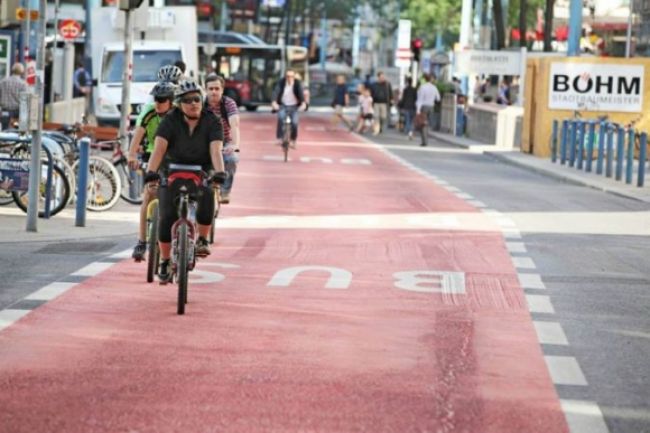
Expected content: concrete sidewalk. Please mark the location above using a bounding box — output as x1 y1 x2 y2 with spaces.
429 130 650 204
0 205 138 243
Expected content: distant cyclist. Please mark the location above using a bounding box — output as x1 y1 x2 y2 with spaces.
143 80 226 283
128 65 183 261
271 69 306 149
204 73 240 205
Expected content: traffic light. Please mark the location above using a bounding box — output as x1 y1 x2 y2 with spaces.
118 0 144 11
411 38 423 62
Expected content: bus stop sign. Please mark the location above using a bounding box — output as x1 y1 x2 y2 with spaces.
59 19 81 41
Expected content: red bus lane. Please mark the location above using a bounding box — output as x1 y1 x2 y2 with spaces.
0 114 569 433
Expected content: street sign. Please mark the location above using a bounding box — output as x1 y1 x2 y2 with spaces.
58 19 82 41
16 8 27 20
395 19 412 68
29 10 39 20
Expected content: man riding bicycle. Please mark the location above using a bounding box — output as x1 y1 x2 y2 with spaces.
271 69 306 149
128 77 179 261
204 73 240 205
143 80 226 283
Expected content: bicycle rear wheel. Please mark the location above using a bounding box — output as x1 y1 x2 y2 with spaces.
12 163 71 217
0 190 14 206
177 223 189 315
115 158 144 205
73 156 121 212
146 202 159 283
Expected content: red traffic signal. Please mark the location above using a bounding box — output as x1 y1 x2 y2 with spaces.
411 39 422 62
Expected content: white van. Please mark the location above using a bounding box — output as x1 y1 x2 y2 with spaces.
94 40 185 125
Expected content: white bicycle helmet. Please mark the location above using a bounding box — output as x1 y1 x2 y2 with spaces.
175 80 202 99
157 65 183 83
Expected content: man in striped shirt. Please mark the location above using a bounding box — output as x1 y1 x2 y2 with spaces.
204 74 240 204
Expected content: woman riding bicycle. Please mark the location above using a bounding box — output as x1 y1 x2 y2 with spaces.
271 69 307 149
143 79 226 283
128 65 182 261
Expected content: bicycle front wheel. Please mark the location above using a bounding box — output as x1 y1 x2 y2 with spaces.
73 156 121 212
12 163 71 217
146 202 159 283
177 223 189 315
115 158 144 205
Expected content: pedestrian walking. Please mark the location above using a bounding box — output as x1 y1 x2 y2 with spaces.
371 71 393 134
0 63 28 130
331 74 353 130
355 85 377 135
497 79 511 105
416 74 441 147
399 78 417 140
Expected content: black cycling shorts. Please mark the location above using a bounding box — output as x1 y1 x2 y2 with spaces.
158 180 214 243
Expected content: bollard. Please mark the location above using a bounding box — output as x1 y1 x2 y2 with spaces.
626 129 635 184
75 137 91 227
576 121 586 170
560 120 569 165
605 124 614 178
616 126 625 181
596 121 606 175
551 120 559 163
585 121 596 173
569 120 578 167
638 132 647 187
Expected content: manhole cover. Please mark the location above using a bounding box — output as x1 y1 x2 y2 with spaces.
37 241 116 255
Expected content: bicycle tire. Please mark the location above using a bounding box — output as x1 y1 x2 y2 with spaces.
283 142 289 162
53 156 76 206
177 223 189 315
73 156 121 212
12 163 71 217
146 203 159 283
0 190 14 206
115 158 144 205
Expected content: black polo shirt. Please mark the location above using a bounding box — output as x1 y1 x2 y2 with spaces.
156 107 224 172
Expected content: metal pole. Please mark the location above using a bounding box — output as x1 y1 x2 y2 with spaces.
560 119 568 165
605 124 614 178
576 120 586 170
220 1 227 32
626 128 634 184
118 9 133 152
596 121 606 174
567 0 582 56
626 0 634 58
615 126 625 181
320 12 327 71
551 119 558 163
352 16 360 69
26 0 47 232
585 121 595 172
638 132 647 187
75 137 90 226
459 0 472 95
50 0 60 105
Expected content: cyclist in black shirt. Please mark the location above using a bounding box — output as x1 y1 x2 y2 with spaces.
144 80 226 282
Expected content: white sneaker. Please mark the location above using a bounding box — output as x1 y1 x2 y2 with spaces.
290 140 297 149
219 192 230 204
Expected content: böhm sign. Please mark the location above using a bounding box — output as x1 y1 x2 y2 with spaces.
548 62 644 113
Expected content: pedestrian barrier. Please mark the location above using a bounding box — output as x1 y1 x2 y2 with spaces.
551 118 649 187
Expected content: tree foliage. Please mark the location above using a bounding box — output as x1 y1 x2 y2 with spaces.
401 0 461 48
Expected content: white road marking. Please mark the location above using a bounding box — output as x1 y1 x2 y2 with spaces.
533 321 569 345
110 249 132 259
71 262 114 277
456 192 474 200
545 356 588 386
526 295 555 313
512 257 537 269
506 242 527 253
0 309 31 332
445 186 461 193
502 229 522 239
519 273 546 289
496 217 517 227
560 400 610 433
468 200 487 208
25 282 78 301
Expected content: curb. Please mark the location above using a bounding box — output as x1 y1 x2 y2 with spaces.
484 152 650 204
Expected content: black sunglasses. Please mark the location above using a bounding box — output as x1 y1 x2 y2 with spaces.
154 96 171 103
180 95 202 104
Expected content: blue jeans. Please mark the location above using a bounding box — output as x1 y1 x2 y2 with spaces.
403 109 415 134
222 144 239 194
276 105 299 140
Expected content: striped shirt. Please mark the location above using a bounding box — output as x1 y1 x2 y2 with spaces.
0 75 28 112
206 96 238 144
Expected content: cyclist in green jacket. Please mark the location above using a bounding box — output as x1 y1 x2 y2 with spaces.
128 80 176 261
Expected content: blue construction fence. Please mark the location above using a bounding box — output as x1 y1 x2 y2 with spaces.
550 118 648 188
